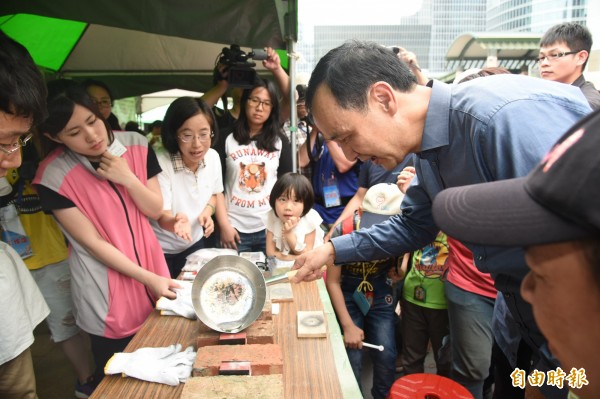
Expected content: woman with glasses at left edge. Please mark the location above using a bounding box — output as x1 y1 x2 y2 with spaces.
150 97 222 277
213 48 293 254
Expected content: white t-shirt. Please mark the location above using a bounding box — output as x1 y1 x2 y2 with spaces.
152 149 223 253
263 209 324 255
224 135 282 233
0 242 49 364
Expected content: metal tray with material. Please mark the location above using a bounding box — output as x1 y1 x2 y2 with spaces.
191 255 294 333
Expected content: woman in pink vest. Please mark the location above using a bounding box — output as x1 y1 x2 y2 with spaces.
33 80 179 386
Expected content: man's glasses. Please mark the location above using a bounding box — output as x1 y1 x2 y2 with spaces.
0 133 33 155
178 132 214 143
248 97 273 109
536 51 580 63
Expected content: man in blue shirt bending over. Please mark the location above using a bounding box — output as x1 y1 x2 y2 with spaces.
291 40 591 399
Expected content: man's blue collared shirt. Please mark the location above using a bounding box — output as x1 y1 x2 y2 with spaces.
331 74 591 362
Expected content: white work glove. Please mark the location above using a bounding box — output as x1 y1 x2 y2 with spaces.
105 344 196 386
156 280 196 319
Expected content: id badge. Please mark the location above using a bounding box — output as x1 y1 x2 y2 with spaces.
414 285 426 302
0 204 33 259
322 181 341 208
352 288 371 316
107 138 127 156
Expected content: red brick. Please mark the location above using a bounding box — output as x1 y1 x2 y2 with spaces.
245 319 275 344
257 298 272 320
219 332 247 345
196 319 275 348
193 344 283 377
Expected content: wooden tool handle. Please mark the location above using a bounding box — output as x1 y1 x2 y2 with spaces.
266 265 327 286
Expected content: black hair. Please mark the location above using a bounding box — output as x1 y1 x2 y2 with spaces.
296 84 308 103
0 31 47 126
269 172 314 218
161 97 218 155
82 79 115 103
38 79 114 155
125 121 145 135
233 78 283 152
306 40 416 112
540 22 593 70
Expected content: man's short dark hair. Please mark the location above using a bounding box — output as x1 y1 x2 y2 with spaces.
306 40 416 112
0 31 47 126
540 22 593 70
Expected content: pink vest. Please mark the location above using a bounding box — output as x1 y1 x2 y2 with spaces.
34 132 169 338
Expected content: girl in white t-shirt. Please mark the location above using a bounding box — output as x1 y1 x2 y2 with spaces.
216 78 293 254
264 173 324 260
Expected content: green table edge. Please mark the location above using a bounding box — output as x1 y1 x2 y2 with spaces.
317 278 364 398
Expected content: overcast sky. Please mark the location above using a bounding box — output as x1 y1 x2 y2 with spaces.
299 0 423 26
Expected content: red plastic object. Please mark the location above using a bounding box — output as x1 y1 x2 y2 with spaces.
387 373 474 399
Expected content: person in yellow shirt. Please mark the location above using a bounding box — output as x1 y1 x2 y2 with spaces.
3 140 95 398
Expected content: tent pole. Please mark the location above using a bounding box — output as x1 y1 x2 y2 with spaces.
289 38 297 173
286 0 298 173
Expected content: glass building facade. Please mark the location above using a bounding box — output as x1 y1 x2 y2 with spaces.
296 0 590 77
487 0 588 32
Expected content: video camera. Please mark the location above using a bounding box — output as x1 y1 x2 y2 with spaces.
216 44 268 88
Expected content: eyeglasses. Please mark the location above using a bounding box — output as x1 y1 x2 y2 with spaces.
178 131 214 143
91 98 112 107
536 51 580 63
0 133 33 155
247 97 273 109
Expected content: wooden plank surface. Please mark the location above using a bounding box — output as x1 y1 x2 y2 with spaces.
276 281 343 398
90 279 360 399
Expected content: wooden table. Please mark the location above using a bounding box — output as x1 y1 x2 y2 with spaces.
90 279 362 399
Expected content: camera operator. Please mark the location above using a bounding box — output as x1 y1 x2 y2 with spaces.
201 46 291 132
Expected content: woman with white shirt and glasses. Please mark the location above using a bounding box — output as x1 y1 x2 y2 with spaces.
152 97 222 277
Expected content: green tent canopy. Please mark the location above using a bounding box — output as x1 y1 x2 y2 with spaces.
0 1 290 98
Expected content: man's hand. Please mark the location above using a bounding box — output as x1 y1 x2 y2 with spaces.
291 242 336 283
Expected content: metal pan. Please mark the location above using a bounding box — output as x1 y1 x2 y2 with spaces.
191 255 296 333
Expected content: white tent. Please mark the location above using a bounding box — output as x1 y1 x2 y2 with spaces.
138 89 204 114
